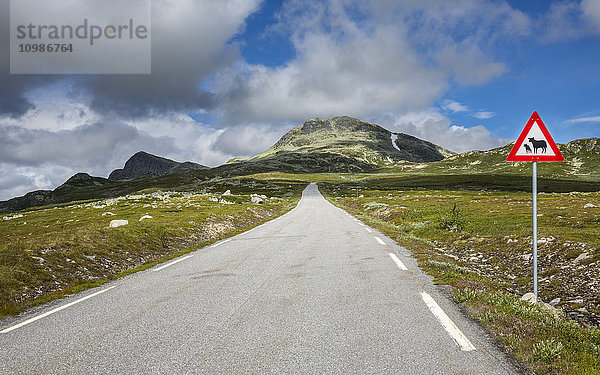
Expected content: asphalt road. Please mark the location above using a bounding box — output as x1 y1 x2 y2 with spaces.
0 183 519 374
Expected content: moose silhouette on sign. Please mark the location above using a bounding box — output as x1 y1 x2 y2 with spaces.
523 144 532 153
528 137 547 153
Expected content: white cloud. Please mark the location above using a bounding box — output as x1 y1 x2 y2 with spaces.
215 23 447 123
541 2 586 42
436 44 506 85
211 124 289 157
0 163 75 201
473 111 495 119
564 115 600 124
582 0 600 32
441 100 469 113
214 0 527 124
538 0 600 42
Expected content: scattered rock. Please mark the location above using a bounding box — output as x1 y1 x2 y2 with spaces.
3 214 24 220
139 214 153 221
584 203 597 208
102 212 116 216
251 196 264 204
573 252 589 263
549 298 561 306
521 292 537 304
539 302 561 317
223 190 232 196
109 219 129 228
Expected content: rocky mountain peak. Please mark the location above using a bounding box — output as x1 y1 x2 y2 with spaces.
108 151 207 181
257 116 453 166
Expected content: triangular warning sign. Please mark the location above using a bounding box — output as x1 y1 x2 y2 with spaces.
507 111 564 162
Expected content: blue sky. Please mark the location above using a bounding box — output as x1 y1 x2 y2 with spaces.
1 0 600 200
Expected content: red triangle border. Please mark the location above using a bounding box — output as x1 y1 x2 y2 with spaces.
506 111 564 162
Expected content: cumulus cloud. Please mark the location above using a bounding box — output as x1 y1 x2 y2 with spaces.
211 124 289 157
436 44 506 85
215 25 446 123
0 163 75 201
0 120 178 172
0 0 262 119
213 0 528 124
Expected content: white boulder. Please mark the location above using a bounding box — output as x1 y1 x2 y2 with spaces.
109 219 129 228
520 292 537 304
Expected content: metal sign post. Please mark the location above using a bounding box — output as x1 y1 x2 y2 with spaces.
532 161 538 301
507 111 563 303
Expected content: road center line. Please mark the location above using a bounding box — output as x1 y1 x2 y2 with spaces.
364 227 372 233
1 285 117 334
211 238 232 248
388 253 408 270
152 255 193 272
374 236 386 245
421 292 476 351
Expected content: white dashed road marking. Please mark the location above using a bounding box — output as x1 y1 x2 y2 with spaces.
389 253 408 270
421 292 476 351
152 255 193 272
1 286 118 334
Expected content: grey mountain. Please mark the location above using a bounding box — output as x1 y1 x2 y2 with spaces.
108 151 208 181
246 116 454 166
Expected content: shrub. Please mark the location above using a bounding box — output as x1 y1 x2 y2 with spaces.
437 202 467 232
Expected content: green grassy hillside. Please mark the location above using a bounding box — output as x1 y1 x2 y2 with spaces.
243 116 453 168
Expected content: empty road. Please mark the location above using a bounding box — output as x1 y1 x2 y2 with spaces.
0 184 518 374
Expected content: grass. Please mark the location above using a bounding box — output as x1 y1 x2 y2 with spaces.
0 181 306 318
320 182 600 374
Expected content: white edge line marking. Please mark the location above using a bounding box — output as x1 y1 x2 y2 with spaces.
365 227 372 233
374 236 386 245
1 285 117 334
389 253 408 270
211 238 232 248
421 292 476 351
152 254 193 272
